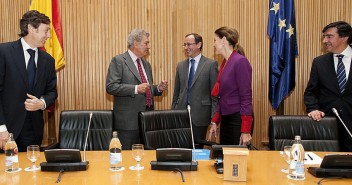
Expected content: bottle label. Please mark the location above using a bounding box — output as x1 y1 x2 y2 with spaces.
5 156 13 167
295 161 304 175
110 153 122 164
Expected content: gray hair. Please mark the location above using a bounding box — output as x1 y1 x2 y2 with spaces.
127 28 150 49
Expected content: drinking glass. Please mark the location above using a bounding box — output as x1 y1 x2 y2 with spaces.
25 145 40 171
129 144 144 170
281 146 291 173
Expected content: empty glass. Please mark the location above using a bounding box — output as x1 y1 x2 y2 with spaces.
281 146 291 173
25 145 40 171
129 144 144 170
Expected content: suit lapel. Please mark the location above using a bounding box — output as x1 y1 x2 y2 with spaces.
141 58 154 95
141 59 152 84
327 53 345 95
12 40 28 87
182 59 190 88
123 52 142 83
35 50 46 89
344 57 352 94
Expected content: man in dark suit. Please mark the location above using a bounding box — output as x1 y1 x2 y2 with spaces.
172 33 218 141
304 21 352 152
106 29 168 150
0 10 57 152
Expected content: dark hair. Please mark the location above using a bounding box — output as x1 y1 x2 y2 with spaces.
322 21 352 45
185 33 203 51
214 27 245 56
19 10 51 37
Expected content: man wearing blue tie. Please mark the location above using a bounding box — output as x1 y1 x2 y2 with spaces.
172 33 218 141
0 10 58 152
304 21 352 152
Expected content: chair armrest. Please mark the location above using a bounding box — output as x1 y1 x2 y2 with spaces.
144 145 155 150
41 142 59 151
195 139 218 147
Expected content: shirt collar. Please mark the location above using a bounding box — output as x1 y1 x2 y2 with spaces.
128 49 139 62
189 53 202 63
21 37 37 53
334 45 352 58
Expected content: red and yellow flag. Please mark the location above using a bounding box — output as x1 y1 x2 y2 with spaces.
30 0 65 70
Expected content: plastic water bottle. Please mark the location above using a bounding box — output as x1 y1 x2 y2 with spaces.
4 133 19 172
109 131 122 171
288 135 305 180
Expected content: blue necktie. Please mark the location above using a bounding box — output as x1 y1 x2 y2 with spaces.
187 59 195 104
336 54 346 93
27 49 36 92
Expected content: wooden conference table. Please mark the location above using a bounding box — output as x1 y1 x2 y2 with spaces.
0 150 351 185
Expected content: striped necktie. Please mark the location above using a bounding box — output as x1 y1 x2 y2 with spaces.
336 54 346 93
136 58 152 106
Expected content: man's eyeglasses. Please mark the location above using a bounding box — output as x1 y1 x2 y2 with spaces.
183 43 197 47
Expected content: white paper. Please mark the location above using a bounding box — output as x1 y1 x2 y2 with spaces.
304 152 322 165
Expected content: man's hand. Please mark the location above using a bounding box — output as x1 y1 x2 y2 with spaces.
24 94 44 111
137 83 150 94
0 131 9 150
158 80 168 91
308 110 325 121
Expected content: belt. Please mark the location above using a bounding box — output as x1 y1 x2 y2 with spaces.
146 105 154 111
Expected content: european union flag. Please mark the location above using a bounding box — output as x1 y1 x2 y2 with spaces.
268 0 298 110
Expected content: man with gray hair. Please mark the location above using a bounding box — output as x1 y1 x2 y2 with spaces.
106 28 168 150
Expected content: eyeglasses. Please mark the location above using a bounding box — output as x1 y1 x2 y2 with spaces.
183 43 197 47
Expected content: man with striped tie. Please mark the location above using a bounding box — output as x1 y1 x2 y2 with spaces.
304 21 352 152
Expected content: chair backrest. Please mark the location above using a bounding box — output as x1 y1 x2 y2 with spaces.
139 109 193 149
269 115 339 151
59 110 113 150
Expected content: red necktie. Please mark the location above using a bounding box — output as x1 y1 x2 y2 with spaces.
136 59 152 106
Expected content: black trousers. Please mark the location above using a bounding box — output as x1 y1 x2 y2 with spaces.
116 129 140 150
16 114 41 152
220 112 241 145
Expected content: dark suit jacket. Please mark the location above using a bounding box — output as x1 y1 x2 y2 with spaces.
304 52 352 132
0 39 57 141
172 55 218 126
106 51 162 130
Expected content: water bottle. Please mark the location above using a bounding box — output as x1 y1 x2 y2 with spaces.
109 131 122 171
4 133 19 172
288 135 305 180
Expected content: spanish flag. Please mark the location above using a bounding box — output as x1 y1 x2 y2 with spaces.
30 0 65 70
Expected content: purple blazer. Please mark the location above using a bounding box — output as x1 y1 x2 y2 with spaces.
217 52 253 116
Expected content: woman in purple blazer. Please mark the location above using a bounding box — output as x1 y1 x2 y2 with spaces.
207 27 253 146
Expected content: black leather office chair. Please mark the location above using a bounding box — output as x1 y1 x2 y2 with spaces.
139 109 215 149
45 110 113 151
269 115 340 151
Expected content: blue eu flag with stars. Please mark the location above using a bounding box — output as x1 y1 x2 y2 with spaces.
268 0 298 110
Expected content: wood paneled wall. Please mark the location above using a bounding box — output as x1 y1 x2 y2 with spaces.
1 0 351 149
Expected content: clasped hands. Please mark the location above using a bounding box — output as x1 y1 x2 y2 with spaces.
137 80 168 94
24 94 44 111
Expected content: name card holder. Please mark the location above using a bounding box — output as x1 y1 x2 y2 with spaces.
223 147 249 181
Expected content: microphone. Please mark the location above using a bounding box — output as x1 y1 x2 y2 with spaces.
83 112 93 162
187 105 196 161
332 108 352 139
